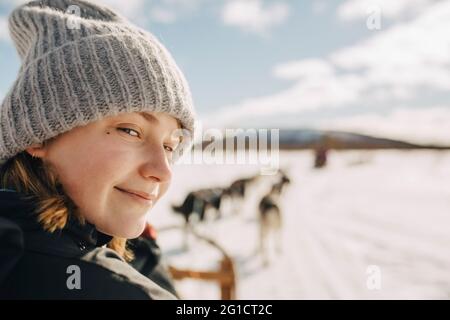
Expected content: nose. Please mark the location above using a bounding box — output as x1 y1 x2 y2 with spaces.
139 144 172 183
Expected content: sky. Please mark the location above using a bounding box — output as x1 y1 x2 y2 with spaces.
0 0 449 145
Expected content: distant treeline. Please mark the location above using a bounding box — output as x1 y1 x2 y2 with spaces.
194 129 450 151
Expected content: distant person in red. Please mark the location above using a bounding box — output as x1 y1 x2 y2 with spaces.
314 136 330 169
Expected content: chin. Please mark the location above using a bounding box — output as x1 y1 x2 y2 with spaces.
98 220 146 239
126 223 147 239
119 221 147 239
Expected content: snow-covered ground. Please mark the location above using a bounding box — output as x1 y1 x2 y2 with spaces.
149 150 450 299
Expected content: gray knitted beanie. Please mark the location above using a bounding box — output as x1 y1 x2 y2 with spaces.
0 0 196 165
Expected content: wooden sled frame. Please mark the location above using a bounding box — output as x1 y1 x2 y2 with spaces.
158 224 237 300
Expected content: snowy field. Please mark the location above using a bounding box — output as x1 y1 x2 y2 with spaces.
149 150 450 299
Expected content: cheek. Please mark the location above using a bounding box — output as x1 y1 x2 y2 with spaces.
47 140 130 210
157 181 171 202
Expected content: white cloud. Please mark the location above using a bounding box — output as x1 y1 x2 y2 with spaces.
331 1 450 91
211 0 450 139
213 58 364 121
318 106 450 146
222 0 289 35
206 69 365 128
337 0 435 21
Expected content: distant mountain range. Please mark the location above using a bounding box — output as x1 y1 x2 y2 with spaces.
276 129 449 150
196 129 450 150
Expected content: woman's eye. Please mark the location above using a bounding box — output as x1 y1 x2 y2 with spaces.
117 127 140 138
164 145 174 152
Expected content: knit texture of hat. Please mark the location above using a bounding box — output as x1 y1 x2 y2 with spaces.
0 0 196 164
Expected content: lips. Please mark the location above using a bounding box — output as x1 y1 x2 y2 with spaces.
114 187 156 201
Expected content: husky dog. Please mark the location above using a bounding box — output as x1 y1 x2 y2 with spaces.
172 188 226 249
271 170 291 194
258 185 283 266
172 188 225 224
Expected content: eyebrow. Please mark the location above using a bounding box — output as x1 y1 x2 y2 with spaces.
137 112 182 145
137 112 160 125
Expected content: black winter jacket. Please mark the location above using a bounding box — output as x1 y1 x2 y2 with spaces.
0 189 178 299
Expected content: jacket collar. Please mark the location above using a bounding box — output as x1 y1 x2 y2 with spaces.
0 188 113 251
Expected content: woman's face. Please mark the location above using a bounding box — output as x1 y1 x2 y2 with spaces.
28 112 181 238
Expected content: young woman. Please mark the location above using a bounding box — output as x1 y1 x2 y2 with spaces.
0 0 195 299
